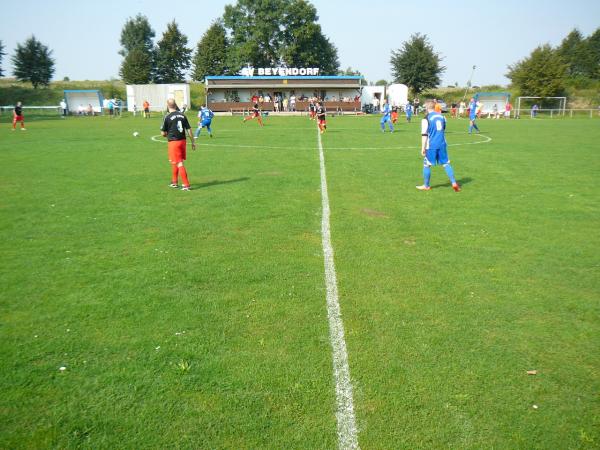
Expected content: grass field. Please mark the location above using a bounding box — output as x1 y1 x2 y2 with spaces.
1 111 598 449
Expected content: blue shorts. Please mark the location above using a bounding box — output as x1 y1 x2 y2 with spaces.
469 115 477 121
424 146 449 166
200 119 212 127
380 115 391 124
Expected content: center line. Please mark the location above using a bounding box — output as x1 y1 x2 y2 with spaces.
317 128 360 449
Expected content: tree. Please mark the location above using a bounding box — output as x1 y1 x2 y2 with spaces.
506 44 567 98
118 14 155 84
192 21 230 81
120 47 154 84
390 33 445 94
583 28 600 79
154 21 192 83
557 29 591 77
222 0 339 74
119 14 155 57
0 40 5 77
375 79 388 86
12 36 55 88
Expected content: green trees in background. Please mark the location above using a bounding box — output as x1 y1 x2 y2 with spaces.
12 36 55 88
222 0 339 75
507 27 600 97
192 21 230 82
506 44 567 97
390 33 445 94
118 14 156 84
154 21 192 83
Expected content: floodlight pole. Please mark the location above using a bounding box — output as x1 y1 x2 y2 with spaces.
462 65 476 103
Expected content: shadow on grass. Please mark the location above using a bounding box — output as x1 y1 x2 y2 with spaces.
191 177 250 190
431 177 473 189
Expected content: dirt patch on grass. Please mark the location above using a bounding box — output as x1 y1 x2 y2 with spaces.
361 208 389 218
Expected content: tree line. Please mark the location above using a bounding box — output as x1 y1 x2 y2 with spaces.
120 0 340 84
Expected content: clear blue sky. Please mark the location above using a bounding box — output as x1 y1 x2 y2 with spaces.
1 0 598 86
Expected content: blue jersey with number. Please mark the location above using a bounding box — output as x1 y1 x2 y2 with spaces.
426 112 446 150
382 103 391 118
469 101 477 120
199 108 214 122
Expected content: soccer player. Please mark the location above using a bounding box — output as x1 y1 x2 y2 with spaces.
160 99 196 191
416 100 460 192
316 101 327 134
12 102 25 131
380 100 394 132
194 105 214 138
405 102 413 123
242 103 264 126
468 97 480 134
391 106 398 124
143 100 150 118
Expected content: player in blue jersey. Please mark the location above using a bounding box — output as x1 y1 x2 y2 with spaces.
416 100 460 192
405 102 413 123
468 97 480 134
380 100 394 132
194 105 214 138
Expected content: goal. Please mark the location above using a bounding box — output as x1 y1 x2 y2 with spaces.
516 96 566 118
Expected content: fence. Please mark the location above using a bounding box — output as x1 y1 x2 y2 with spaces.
514 108 600 119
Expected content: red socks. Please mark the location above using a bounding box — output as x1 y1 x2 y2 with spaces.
171 164 179 184
178 166 190 188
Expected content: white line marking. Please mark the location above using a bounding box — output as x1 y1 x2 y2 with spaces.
318 129 360 449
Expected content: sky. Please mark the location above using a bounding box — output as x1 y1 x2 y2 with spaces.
0 0 598 87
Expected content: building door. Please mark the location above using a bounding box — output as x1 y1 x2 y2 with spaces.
174 90 184 107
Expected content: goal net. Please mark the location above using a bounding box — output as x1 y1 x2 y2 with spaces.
516 96 566 118
64 90 104 115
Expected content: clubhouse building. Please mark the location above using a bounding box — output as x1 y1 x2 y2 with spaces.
205 67 363 113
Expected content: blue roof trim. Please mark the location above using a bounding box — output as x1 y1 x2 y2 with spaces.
474 92 511 98
205 76 363 80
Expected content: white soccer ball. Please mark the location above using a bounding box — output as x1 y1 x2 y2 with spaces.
133 131 139 137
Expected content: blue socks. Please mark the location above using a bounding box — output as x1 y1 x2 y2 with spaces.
194 127 201 138
444 164 456 184
423 166 431 187
207 126 212 136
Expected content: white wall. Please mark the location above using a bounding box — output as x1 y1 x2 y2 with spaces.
361 86 386 107
387 84 408 107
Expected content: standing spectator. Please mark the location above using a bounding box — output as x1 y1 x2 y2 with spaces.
504 101 512 119
282 96 288 112
451 102 457 118
491 104 499 119
458 100 466 118
60 98 68 118
434 99 442 113
290 94 296 112
161 99 196 191
107 98 114 117
78 104 85 115
12 101 26 131
372 96 379 113
143 100 150 118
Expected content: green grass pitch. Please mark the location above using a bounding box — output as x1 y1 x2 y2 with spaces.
1 111 598 449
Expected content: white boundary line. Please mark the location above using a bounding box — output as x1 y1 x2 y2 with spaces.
317 128 360 449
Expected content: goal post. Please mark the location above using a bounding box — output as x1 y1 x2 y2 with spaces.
516 96 567 118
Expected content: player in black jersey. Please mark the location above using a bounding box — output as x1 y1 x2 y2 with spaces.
160 99 196 191
242 103 264 126
316 102 326 134
12 102 25 131
308 99 316 120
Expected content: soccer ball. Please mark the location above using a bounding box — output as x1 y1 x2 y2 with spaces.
133 132 139 137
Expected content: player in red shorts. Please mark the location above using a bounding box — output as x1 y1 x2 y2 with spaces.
308 99 316 120
242 103 264 126
12 102 26 131
316 101 327 134
160 99 196 191
391 106 398 124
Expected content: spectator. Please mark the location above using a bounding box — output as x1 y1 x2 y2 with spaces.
504 101 512 119
60 99 68 117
